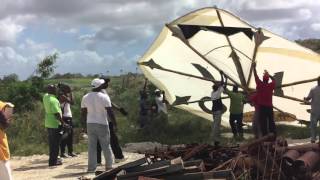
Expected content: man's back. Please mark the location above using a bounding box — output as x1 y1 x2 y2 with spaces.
226 90 244 114
81 92 111 125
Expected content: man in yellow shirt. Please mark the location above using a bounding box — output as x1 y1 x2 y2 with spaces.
0 101 14 180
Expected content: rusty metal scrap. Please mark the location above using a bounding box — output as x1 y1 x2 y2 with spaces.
91 135 320 180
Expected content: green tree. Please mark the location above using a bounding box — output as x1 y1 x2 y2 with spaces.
1 73 19 84
36 53 58 78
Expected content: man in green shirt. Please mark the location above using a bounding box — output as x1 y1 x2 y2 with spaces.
43 84 64 166
224 85 245 139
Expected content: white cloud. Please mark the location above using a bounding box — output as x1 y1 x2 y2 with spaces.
0 46 33 79
0 18 24 46
298 8 312 20
55 50 137 75
311 23 320 31
63 28 78 34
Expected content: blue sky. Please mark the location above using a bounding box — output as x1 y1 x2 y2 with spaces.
0 0 320 79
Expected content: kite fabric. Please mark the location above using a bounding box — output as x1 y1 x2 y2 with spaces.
138 7 320 126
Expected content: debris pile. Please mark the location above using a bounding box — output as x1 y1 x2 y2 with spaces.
91 134 320 180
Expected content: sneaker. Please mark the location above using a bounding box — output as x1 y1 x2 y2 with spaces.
61 154 68 158
87 169 95 173
49 160 63 167
68 153 77 157
115 157 127 163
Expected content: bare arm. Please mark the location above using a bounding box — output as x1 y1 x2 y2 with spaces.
304 90 312 102
106 107 117 129
68 92 74 105
220 70 224 85
80 108 87 130
253 62 262 85
61 93 74 105
54 112 64 125
111 102 128 116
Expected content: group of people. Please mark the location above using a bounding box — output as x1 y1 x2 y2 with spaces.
43 84 76 167
210 62 276 146
0 68 319 178
43 77 127 172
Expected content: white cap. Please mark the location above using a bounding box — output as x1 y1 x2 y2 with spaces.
154 89 161 92
91 78 105 89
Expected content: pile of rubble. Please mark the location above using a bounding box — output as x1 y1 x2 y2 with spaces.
90 134 320 180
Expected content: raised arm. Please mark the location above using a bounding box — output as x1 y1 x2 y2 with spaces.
220 70 224 85
106 107 117 130
80 108 87 129
111 102 128 116
62 93 74 105
253 62 261 84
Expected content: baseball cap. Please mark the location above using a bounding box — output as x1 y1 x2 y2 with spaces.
0 101 14 110
0 101 14 120
91 78 105 89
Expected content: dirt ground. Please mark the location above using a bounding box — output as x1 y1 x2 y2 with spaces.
10 152 144 180
10 139 310 180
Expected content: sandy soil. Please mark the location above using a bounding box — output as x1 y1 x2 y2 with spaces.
10 152 144 180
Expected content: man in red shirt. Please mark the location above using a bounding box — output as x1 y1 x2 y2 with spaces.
253 62 276 136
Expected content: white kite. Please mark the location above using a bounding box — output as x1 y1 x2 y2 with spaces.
138 7 320 126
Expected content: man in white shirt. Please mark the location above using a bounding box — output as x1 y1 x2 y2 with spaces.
154 89 168 114
81 78 114 172
210 71 225 147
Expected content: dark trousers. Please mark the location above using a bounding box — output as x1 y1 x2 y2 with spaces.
97 122 124 163
259 106 277 136
47 128 62 166
229 113 243 136
60 117 74 155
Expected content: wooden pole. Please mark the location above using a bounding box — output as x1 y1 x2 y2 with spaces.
165 24 244 90
275 77 318 89
216 8 248 90
138 62 234 86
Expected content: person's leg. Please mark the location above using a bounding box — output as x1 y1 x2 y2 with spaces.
60 118 67 156
259 106 268 136
66 118 74 155
47 128 56 166
212 111 222 145
60 132 67 157
0 160 13 180
266 107 276 136
109 122 124 160
97 141 102 164
229 114 237 137
310 113 318 143
52 128 62 162
87 123 98 171
96 124 113 169
236 113 244 137
317 114 320 142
